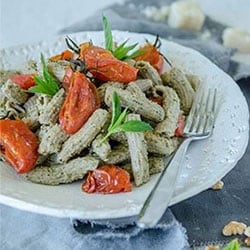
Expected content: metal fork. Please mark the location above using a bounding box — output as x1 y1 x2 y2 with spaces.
137 86 217 228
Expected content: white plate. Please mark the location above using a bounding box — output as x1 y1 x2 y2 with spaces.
0 31 249 220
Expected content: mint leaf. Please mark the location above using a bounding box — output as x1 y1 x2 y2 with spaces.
100 92 153 145
109 91 121 129
118 120 153 132
28 53 59 96
102 15 113 52
222 239 240 250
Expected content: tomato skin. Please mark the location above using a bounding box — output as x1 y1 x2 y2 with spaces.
149 97 163 106
175 115 185 137
80 45 138 83
10 74 36 90
134 44 164 74
82 165 132 194
0 120 39 173
49 50 73 62
59 71 100 134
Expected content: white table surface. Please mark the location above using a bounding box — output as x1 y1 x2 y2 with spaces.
0 1 249 249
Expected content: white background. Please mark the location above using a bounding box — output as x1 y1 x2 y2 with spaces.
1 0 250 48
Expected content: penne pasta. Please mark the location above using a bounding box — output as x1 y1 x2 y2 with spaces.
25 156 99 185
57 109 109 163
38 124 69 155
1 79 29 104
22 95 40 129
91 134 111 161
154 85 180 137
105 85 165 122
125 114 149 186
127 79 153 92
135 60 163 86
161 67 194 113
145 131 180 155
39 88 65 125
121 156 165 177
46 60 70 83
103 145 130 165
186 74 201 91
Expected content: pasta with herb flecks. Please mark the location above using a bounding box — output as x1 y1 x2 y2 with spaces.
0 16 198 194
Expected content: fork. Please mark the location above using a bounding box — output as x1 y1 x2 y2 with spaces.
137 86 217 228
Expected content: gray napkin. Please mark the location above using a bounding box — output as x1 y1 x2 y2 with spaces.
0 204 188 250
60 0 250 80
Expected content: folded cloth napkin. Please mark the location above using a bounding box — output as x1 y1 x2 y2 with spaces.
0 204 188 250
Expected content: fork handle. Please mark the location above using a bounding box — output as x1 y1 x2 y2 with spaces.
137 138 192 228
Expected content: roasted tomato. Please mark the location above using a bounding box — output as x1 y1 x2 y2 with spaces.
59 71 100 134
49 50 73 62
175 115 185 137
10 74 36 90
82 165 132 194
80 45 138 83
134 37 164 74
0 119 39 173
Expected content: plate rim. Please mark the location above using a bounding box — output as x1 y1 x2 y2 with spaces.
0 30 249 219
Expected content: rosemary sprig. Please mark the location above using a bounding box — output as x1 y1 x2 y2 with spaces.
100 91 152 144
102 15 144 60
28 54 59 96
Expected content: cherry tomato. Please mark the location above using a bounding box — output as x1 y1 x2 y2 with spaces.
175 115 185 137
134 43 164 74
59 71 100 134
49 50 73 62
0 119 39 173
80 45 138 83
82 165 132 194
10 74 36 90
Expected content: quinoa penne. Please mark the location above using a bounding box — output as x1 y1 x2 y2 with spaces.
103 145 130 165
46 60 70 83
125 114 149 186
39 88 65 125
135 61 162 86
105 85 165 122
91 134 111 161
186 74 201 91
121 156 165 177
97 82 124 104
154 85 180 137
57 109 109 163
38 124 69 156
161 67 194 114
127 79 153 92
25 156 99 185
22 95 40 129
1 79 29 104
145 131 180 155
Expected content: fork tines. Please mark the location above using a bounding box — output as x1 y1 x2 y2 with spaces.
184 86 217 136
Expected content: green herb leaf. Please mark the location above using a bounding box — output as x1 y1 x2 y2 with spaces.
117 120 153 132
28 53 59 96
222 239 240 250
102 15 113 52
102 16 144 60
100 91 153 144
109 91 121 129
113 41 144 60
